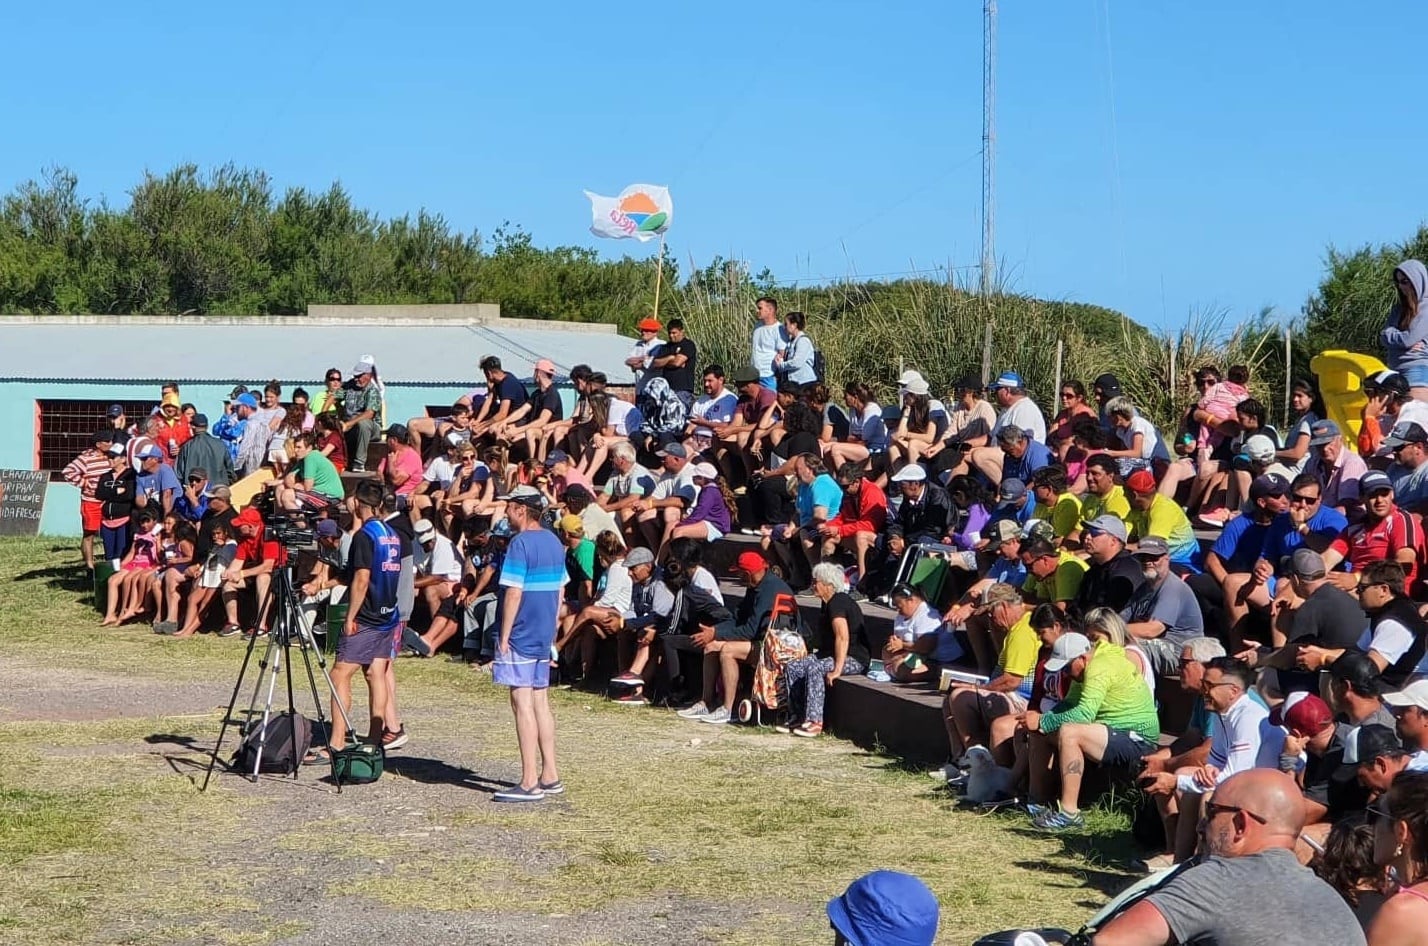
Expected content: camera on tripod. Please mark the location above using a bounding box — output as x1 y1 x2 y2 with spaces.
249 490 321 551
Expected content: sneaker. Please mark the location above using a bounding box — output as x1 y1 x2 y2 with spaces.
611 692 647 706
848 590 869 603
739 527 761 536
611 672 644 685
1032 805 1085 832
492 785 545 803
1024 801 1051 818
699 706 732 725
537 779 565 795
218 623 243 638
381 726 409 750
676 701 711 719
792 721 823 738
773 722 794 734
1195 507 1228 528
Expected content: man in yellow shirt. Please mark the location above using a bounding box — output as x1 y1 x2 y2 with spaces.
1068 454 1129 547
1124 468 1201 571
942 583 1041 765
1020 536 1089 611
1030 465 1082 543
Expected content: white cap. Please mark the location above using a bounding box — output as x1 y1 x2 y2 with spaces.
690 462 719 480
890 464 927 483
1244 434 1276 464
1384 678 1428 711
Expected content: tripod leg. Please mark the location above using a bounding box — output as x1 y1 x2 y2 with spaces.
250 637 285 781
200 618 267 792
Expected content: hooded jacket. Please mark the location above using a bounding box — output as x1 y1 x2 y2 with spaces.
1382 260 1428 372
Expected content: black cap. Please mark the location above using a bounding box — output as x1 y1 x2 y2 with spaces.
191 413 209 428
1349 724 1406 766
385 423 409 443
91 429 114 446
1249 473 1291 502
953 373 983 392
1383 422 1428 449
732 366 761 385
1330 650 1385 696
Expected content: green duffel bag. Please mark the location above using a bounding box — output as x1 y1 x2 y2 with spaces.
329 742 384 789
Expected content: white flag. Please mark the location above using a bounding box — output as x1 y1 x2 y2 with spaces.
584 184 673 242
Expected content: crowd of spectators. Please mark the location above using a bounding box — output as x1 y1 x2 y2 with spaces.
61 262 1428 942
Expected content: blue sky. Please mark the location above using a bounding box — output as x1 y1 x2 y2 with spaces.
3 1 1421 331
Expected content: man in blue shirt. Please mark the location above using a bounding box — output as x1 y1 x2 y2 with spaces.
996 426 1052 487
493 484 568 803
134 444 181 516
1186 473 1291 649
324 480 403 759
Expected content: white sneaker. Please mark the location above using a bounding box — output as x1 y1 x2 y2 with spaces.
699 707 732 725
676 701 710 719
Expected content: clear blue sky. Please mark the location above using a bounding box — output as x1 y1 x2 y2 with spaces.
5 1 1422 331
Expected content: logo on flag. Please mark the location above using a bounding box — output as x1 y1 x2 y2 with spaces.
584 184 673 242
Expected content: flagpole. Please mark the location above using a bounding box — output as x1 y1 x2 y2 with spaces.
652 232 667 321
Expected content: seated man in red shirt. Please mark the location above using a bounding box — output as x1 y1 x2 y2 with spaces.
219 506 283 637
817 459 888 584
1322 470 1420 594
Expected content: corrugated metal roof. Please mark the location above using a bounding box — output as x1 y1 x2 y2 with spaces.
0 316 639 385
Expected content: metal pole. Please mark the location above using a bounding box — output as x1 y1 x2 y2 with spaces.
1284 326 1292 427
982 323 994 386
981 0 997 296
1053 340 1064 417
1169 334 1177 416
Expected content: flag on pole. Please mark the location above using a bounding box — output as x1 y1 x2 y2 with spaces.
584 184 673 242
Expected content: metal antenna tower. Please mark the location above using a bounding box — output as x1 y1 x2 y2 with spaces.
981 0 997 296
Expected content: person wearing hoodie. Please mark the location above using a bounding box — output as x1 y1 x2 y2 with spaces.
1382 260 1428 402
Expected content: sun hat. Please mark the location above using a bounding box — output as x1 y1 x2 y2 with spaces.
826 870 939 946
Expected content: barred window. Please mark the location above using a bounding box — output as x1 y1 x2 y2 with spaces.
36 400 151 481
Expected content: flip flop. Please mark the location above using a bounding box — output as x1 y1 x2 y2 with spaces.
303 746 334 765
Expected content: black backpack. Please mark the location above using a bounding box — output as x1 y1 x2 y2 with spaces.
234 712 312 775
811 346 827 383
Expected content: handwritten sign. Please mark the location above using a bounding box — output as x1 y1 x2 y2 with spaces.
0 470 48 536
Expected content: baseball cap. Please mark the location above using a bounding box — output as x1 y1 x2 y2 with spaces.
988 370 1023 391
1330 650 1385 696
826 870 939 946
1124 469 1156 494
985 518 1022 549
91 429 113 446
1132 536 1170 558
731 550 768 573
1344 724 1406 766
690 462 719 480
997 478 1027 503
544 449 571 468
637 317 662 332
534 358 557 376
732 366 761 385
1367 369 1408 394
624 547 655 568
656 442 688 459
351 362 372 377
107 403 125 418
191 413 209 428
1383 421 1428 449
890 464 927 483
1359 470 1394 496
975 582 1021 613
563 483 592 500
315 519 341 539
105 442 126 457
1081 514 1128 543
490 518 515 538
1249 473 1291 502
498 484 545 508
1269 691 1334 736
235 393 259 410
233 507 264 530
385 423 409 443
210 485 232 501
1384 678 1428 711
414 519 436 542
227 385 249 401
1243 434 1276 464
1308 418 1343 447
135 444 163 461
556 514 585 535
1289 548 1327 581
904 377 930 397
1043 632 1093 672
1022 519 1056 545
952 373 983 392
444 431 465 449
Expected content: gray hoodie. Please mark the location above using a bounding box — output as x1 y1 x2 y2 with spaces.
1382 259 1428 373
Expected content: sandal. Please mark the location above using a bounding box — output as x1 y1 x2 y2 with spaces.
303 746 335 765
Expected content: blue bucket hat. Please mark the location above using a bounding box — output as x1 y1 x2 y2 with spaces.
826 871 939 946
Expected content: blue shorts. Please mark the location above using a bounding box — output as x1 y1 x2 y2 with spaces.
492 650 552 689
337 622 396 666
759 376 777 391
1402 364 1428 388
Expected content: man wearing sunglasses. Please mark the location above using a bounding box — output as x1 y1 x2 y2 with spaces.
1186 473 1291 649
1093 769 1365 946
1385 678 1428 758
1384 420 1428 513
1074 514 1145 613
1323 471 1420 594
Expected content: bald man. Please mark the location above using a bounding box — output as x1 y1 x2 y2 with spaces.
1093 769 1364 946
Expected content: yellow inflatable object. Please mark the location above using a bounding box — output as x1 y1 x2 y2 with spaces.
1310 349 1388 452
229 467 276 510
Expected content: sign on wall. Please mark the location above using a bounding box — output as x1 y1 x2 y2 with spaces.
0 470 48 536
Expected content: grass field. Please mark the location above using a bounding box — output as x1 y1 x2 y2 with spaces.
0 535 1139 945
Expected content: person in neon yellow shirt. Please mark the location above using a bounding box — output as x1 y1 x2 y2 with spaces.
1030 465 1083 542
1068 454 1129 549
1020 537 1089 609
942 582 1041 765
1124 468 1200 570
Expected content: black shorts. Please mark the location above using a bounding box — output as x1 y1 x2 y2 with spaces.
1101 727 1157 768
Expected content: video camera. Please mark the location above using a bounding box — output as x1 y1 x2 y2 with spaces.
249 490 319 552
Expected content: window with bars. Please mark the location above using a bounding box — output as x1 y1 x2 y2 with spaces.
36 400 151 480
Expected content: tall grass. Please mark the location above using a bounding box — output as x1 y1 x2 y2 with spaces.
670 267 1283 432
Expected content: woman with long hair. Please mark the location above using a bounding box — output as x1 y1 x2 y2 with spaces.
553 531 631 684
314 412 348 472
669 462 735 545
1368 772 1428 944
1082 607 1155 696
1277 378 1325 472
1317 813 1389 932
1047 380 1097 455
824 382 888 474
1382 261 1428 402
890 389 936 468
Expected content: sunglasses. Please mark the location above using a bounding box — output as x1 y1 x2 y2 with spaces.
1204 801 1268 825
326 375 342 382
187 477 204 485
1201 679 1238 691
1289 493 1319 505
1195 378 1215 387
1060 391 1077 399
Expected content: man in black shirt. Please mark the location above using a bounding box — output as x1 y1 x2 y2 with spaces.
472 355 529 441
1243 548 1366 695
650 319 697 397
1075 514 1145 612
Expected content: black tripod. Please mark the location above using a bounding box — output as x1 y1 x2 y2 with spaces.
201 559 353 789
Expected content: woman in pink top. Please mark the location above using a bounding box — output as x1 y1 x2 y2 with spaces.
1368 772 1428 944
